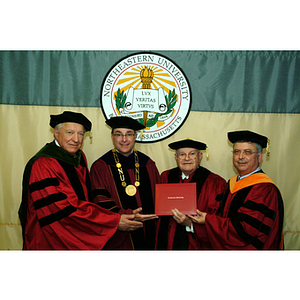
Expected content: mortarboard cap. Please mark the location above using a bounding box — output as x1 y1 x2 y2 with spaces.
228 130 268 148
168 139 207 151
50 111 92 132
106 116 145 131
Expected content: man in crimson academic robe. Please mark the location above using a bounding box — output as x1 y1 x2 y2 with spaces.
189 130 284 250
90 116 159 250
156 139 226 250
19 111 144 250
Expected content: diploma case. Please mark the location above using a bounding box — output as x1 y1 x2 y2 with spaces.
155 182 197 216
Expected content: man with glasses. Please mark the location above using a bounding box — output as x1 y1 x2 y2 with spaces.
189 130 284 250
156 139 226 250
90 116 159 250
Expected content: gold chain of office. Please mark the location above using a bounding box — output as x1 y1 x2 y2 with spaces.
112 148 140 196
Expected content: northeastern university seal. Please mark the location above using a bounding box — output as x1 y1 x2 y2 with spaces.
100 52 191 143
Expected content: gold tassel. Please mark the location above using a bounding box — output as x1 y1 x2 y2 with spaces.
206 146 209 159
266 138 270 156
89 129 93 140
140 130 143 139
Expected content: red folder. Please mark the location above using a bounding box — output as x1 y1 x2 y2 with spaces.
155 182 197 216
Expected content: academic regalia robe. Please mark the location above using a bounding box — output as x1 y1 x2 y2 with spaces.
90 150 160 250
18 141 120 250
204 171 284 250
155 166 226 250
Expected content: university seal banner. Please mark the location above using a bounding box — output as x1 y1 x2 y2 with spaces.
100 52 192 143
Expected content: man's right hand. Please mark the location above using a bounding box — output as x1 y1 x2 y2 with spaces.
118 214 144 232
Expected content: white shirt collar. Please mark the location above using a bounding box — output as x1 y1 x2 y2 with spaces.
54 139 60 147
238 166 261 181
181 173 189 180
181 166 199 180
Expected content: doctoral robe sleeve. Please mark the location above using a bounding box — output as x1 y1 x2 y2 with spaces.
160 170 170 183
189 173 226 249
25 157 120 250
204 183 281 250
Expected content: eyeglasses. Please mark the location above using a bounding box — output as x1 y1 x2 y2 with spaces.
113 133 136 139
232 149 258 156
176 151 200 159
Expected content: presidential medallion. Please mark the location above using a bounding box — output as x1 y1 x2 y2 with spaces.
125 184 137 196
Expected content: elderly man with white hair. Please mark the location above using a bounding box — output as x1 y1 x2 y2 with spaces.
156 138 226 250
